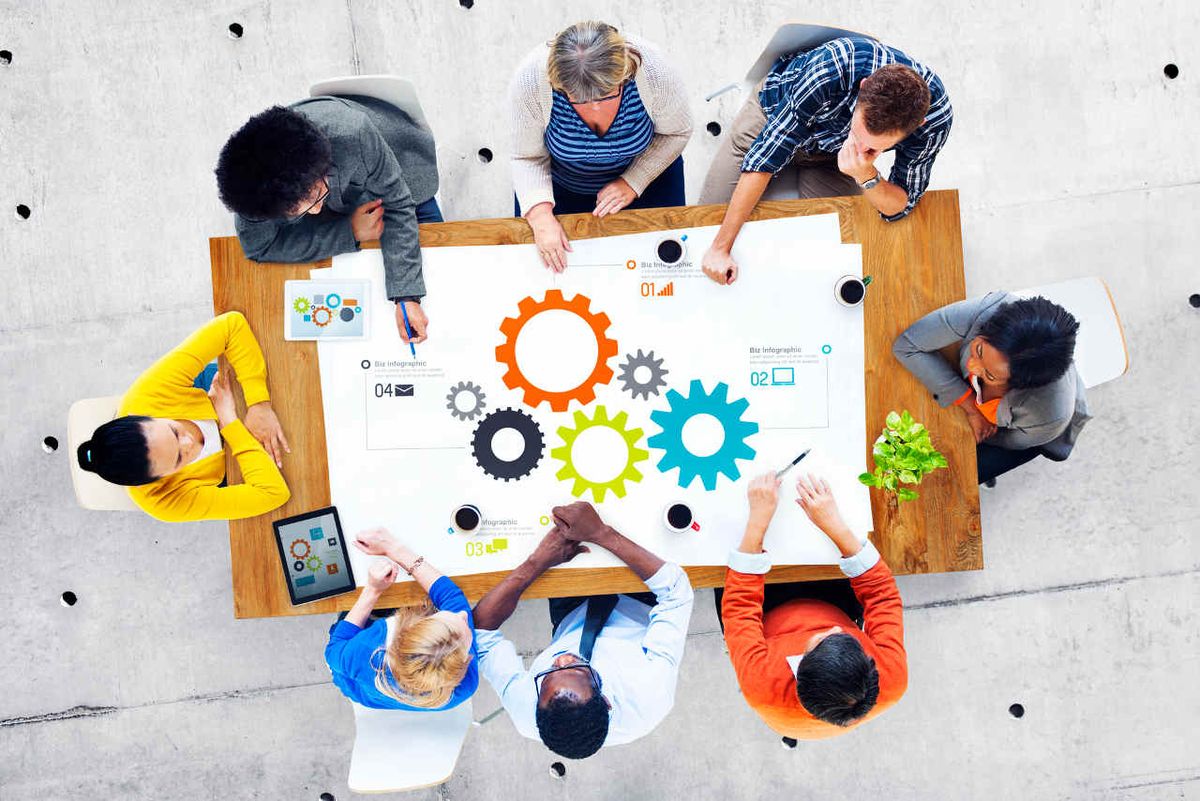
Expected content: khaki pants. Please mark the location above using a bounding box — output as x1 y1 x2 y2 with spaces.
698 81 862 204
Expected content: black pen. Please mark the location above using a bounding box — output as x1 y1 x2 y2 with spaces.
775 448 811 479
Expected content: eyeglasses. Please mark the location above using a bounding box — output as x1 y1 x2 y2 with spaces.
533 657 602 697
564 82 624 106
285 176 330 222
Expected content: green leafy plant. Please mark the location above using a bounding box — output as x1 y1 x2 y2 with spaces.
858 410 948 502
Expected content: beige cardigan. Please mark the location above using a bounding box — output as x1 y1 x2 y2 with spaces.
508 34 693 214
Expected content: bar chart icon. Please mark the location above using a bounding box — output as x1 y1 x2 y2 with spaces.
656 282 674 297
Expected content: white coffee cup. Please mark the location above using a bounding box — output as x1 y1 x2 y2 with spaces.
663 501 700 533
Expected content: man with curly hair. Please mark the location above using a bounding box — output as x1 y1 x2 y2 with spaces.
698 36 953 285
215 96 441 344
473 503 694 759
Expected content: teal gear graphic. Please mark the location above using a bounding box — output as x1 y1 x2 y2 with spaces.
647 380 759 490
290 539 311 559
306 555 323 572
292 297 311 314
551 406 649 502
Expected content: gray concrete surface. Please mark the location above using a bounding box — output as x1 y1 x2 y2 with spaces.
1 1 1198 799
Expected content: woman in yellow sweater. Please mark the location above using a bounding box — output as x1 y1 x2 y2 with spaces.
76 312 291 522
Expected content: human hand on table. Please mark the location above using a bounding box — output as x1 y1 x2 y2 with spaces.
551 501 613 545
526 203 572 272
529 527 590 570
701 246 739 285
366 558 400 592
351 199 385 242
795 473 860 557
746 473 782 532
594 178 637 217
395 300 428 344
207 369 238 429
961 403 997 443
244 402 290 467
354 527 399 557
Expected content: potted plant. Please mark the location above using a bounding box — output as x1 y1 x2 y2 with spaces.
858 410 948 502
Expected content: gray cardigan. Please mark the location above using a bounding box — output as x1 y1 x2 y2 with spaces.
234 95 439 300
892 291 1091 459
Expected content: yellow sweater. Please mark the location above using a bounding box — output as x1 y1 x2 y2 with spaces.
118 312 290 522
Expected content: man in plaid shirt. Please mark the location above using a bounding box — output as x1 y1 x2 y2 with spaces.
699 37 953 285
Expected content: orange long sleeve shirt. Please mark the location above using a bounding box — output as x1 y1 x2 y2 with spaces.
722 556 908 739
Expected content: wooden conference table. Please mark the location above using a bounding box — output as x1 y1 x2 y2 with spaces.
210 191 981 619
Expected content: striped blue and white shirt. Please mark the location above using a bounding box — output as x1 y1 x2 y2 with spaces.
545 81 656 195
742 37 953 221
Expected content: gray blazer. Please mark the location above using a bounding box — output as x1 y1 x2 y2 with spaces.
892 291 1091 459
234 95 439 300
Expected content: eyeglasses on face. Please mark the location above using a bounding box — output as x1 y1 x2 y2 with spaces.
533 658 602 697
561 81 625 106
285 176 330 222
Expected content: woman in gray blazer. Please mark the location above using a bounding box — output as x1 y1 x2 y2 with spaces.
892 293 1091 483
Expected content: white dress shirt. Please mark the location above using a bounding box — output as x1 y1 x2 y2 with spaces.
474 562 694 748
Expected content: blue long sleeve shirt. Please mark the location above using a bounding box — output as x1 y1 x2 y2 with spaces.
324 576 479 710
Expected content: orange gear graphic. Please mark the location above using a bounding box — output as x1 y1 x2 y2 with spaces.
311 306 333 327
495 290 618 412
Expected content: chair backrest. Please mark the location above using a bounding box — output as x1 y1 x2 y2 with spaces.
67 397 139 511
309 75 430 130
1013 277 1130 389
744 22 877 86
347 700 473 793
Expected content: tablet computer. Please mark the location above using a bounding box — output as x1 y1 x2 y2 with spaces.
284 279 370 340
272 506 357 605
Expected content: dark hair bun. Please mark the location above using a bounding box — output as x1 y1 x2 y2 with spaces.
77 440 98 473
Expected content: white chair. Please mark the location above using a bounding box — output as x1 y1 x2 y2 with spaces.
1014 277 1130 389
706 22 877 101
309 75 431 132
67 397 139 511
347 700 473 793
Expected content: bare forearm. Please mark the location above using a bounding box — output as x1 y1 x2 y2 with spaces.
824 522 861 558
595 527 664 581
738 521 769 555
711 172 772 252
346 586 384 628
863 178 909 217
386 544 442 593
472 558 546 630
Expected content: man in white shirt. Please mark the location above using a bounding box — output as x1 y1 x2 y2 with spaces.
473 502 695 759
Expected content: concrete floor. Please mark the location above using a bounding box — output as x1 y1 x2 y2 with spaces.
1 1 1197 799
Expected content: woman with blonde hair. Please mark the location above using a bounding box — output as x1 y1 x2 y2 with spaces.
510 20 693 271
325 528 478 710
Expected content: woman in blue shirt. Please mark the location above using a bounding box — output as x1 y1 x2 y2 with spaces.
325 527 478 710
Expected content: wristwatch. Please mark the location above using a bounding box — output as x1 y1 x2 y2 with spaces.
858 171 881 190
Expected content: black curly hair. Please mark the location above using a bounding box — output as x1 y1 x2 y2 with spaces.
215 106 332 220
535 691 610 759
978 296 1079 389
795 633 880 727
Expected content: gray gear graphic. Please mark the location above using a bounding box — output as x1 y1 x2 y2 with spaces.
617 349 669 400
446 380 487 421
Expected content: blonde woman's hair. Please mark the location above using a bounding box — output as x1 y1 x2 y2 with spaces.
373 604 471 708
547 20 641 101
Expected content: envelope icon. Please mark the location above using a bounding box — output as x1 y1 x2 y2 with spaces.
397 384 414 397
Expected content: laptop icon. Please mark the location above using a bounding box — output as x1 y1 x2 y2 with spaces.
771 367 795 386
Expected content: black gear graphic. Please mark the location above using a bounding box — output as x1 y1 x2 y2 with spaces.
471 407 544 481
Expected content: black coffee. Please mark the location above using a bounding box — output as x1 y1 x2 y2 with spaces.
454 506 480 531
657 239 683 264
839 280 865 304
667 503 692 529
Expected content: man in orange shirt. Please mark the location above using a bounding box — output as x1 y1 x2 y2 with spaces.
721 472 907 739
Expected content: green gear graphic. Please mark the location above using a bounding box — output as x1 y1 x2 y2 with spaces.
292 296 311 314
551 405 649 502
306 555 323 572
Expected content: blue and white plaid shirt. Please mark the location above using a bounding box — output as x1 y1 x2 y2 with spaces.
742 37 953 221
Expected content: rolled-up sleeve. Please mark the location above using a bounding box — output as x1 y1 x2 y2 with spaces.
639 562 694 668
882 126 951 222
473 628 538 739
